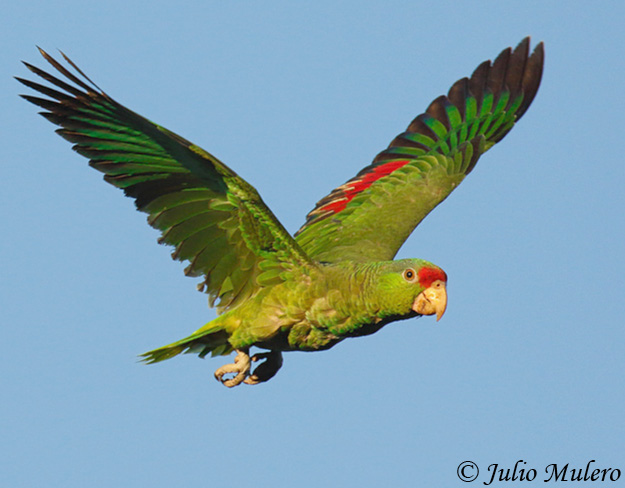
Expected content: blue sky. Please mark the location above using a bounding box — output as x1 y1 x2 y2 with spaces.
2 1 624 486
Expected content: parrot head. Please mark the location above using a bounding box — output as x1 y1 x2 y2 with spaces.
375 259 447 321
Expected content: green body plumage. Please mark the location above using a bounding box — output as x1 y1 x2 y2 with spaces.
18 38 544 387
145 258 437 361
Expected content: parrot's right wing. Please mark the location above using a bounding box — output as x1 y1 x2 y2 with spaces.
295 38 544 263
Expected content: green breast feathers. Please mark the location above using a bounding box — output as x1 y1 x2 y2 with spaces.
18 38 544 387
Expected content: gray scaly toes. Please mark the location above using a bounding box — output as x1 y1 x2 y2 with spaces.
214 349 251 388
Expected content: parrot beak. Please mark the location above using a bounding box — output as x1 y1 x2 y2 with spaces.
412 280 447 321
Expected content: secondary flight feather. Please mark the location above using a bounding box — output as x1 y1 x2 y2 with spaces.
18 38 544 387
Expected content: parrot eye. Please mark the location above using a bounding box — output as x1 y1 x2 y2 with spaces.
402 268 417 283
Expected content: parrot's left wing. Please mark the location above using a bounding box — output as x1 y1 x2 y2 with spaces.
18 49 313 313
295 38 544 263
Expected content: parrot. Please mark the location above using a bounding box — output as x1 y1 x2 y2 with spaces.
18 38 544 387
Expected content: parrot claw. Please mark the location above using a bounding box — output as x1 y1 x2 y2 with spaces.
214 349 251 388
213 349 283 387
244 351 283 385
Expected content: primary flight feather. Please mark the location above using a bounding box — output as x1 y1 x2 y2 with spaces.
18 38 544 387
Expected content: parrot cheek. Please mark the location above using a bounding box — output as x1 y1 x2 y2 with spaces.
412 280 447 321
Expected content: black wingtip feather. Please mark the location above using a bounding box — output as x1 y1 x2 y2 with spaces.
19 93 57 111
516 41 544 119
21 59 87 99
406 113 440 139
469 60 491 101
37 47 96 94
488 47 511 98
59 49 104 92
505 38 530 95
425 95 452 131
447 77 469 120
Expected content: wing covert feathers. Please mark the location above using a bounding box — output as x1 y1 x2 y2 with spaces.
295 37 544 263
18 48 312 312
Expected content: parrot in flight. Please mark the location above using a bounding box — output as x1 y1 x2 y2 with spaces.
18 38 544 387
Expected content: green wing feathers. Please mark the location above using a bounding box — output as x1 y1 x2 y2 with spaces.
295 37 544 263
18 48 312 312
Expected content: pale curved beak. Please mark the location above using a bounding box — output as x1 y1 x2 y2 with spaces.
412 280 447 321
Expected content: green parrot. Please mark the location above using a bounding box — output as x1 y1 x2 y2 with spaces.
19 38 544 387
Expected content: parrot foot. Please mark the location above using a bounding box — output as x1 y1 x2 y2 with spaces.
244 351 283 385
214 349 251 388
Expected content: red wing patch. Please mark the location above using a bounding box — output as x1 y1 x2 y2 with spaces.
313 159 411 216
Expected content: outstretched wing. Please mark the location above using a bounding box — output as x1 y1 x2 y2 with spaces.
18 48 313 312
295 38 544 263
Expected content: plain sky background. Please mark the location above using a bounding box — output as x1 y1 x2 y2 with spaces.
2 1 624 487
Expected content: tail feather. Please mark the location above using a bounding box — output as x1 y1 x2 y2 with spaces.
140 326 232 364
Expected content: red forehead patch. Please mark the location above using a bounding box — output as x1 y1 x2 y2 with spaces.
417 267 447 288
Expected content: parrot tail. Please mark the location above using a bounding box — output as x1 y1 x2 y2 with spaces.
139 325 233 364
